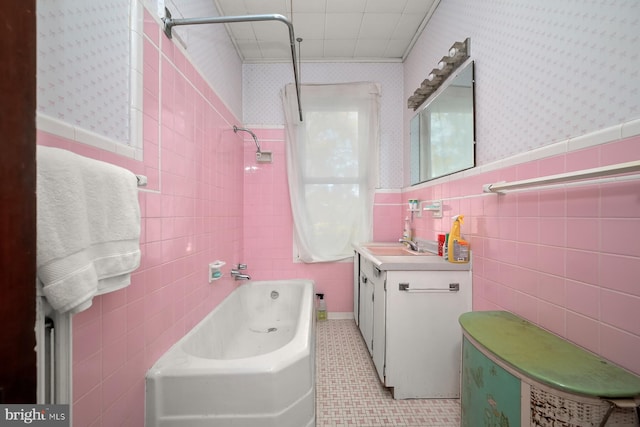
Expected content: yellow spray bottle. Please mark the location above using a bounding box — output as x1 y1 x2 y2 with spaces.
447 215 470 263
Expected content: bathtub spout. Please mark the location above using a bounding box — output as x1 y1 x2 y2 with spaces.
231 270 251 280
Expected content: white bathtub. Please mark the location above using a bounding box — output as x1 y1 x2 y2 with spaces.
145 279 316 427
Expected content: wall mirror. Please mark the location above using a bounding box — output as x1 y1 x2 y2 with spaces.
410 61 475 185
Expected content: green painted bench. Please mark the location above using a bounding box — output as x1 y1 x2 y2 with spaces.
459 311 640 426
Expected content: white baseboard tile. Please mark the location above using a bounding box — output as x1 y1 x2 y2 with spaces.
327 312 354 320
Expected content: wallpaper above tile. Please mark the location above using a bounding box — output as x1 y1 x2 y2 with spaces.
162 0 244 121
242 62 405 189
405 0 640 167
37 0 131 145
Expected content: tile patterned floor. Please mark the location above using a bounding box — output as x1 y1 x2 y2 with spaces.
316 319 461 426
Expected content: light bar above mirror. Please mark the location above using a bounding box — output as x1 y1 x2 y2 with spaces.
407 38 470 111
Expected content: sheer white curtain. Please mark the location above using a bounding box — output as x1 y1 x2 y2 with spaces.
283 82 380 262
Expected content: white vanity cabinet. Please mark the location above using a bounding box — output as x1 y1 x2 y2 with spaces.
353 245 472 399
357 254 387 379
358 256 374 355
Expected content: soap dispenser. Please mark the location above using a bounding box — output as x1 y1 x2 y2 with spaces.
316 293 327 321
403 216 412 241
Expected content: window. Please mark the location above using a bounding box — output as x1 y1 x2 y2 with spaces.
283 83 380 262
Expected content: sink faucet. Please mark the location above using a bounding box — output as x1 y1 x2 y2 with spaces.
398 238 419 251
230 269 251 280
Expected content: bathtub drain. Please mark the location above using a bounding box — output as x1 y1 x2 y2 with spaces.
250 327 278 333
270 290 279 299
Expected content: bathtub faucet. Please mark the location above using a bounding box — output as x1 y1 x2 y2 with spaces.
231 269 251 280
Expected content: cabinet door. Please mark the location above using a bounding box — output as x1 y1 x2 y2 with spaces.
359 273 373 355
385 270 472 398
353 251 360 325
372 267 386 382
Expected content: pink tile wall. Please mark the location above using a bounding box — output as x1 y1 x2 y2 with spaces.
403 135 640 375
239 131 407 316
373 192 404 241
37 10 245 425
241 128 354 313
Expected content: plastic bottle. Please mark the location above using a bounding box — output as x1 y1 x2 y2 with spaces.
316 293 327 321
437 234 446 256
442 233 449 259
447 215 470 263
403 217 412 241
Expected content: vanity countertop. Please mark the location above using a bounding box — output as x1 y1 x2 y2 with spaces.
353 242 471 271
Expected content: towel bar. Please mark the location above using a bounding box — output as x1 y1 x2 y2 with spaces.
483 160 640 194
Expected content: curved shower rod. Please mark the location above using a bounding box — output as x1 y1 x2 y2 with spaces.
162 10 303 122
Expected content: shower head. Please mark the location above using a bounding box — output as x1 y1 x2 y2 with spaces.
233 125 261 153
233 125 272 163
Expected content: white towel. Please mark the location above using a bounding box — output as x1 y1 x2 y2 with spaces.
37 146 141 313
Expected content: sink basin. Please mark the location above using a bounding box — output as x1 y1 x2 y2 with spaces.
365 245 433 256
356 242 468 271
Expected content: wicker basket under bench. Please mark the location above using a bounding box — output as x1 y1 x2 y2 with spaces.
459 311 640 427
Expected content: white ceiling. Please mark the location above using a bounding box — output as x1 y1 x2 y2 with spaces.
213 0 439 62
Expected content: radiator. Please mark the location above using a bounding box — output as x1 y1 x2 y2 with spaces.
36 292 72 407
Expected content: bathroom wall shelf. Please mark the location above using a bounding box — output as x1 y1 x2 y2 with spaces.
208 260 225 283
407 199 421 217
422 200 443 218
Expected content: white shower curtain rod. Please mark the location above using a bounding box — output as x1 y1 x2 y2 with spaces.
483 160 640 194
162 10 303 122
